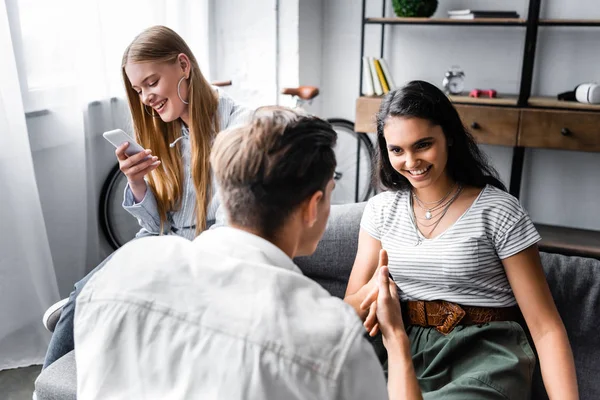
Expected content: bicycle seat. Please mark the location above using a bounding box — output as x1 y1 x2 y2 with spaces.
281 86 320 100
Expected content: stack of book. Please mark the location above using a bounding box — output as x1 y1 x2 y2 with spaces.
361 57 396 97
447 10 520 19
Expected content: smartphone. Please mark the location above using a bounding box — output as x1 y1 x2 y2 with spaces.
103 129 146 157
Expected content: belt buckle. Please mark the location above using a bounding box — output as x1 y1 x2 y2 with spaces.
434 301 466 335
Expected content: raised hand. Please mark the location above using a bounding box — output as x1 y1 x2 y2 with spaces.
374 264 405 345
360 249 389 336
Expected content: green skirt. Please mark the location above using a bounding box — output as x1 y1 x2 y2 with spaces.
371 321 536 400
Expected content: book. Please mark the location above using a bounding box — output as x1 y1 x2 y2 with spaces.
361 56 375 96
448 9 519 16
449 13 520 19
373 59 390 94
378 58 396 91
448 10 519 19
368 57 383 96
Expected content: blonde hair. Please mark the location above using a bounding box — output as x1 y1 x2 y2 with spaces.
122 25 218 235
211 106 337 239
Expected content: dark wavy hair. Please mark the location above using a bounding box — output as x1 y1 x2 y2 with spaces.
375 80 506 192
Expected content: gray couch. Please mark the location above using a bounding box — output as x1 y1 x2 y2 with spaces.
35 203 600 399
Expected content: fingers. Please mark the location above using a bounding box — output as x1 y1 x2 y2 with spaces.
115 142 130 161
119 149 159 176
359 285 379 311
364 301 377 330
119 149 153 167
378 248 388 270
388 280 399 301
369 322 379 337
378 265 391 300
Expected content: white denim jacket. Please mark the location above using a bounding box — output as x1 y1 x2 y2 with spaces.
74 227 388 399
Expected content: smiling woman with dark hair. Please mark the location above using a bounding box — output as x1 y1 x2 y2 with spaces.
344 81 578 399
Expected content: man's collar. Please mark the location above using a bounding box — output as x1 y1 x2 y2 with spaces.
196 227 302 274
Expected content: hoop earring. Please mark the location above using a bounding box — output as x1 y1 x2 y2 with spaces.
177 76 189 105
144 104 160 118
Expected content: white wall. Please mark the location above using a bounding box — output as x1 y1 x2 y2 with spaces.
210 0 278 108
298 0 323 115
317 0 600 230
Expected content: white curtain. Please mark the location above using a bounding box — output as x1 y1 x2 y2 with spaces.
1 0 210 370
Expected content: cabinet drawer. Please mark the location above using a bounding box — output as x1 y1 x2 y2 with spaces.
454 105 519 146
519 109 600 152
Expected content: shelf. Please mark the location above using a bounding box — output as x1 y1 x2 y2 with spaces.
537 224 600 259
365 17 526 26
539 19 600 27
355 95 519 134
449 94 519 106
528 97 600 111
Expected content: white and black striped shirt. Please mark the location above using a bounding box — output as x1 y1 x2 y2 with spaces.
360 185 541 307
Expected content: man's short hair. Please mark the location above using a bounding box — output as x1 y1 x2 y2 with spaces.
210 106 337 239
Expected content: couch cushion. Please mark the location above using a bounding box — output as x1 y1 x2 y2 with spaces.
295 202 366 299
531 252 600 400
34 350 77 400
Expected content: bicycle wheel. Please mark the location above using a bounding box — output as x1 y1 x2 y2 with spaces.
327 118 375 204
99 163 141 251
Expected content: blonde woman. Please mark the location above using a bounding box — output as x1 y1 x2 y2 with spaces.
42 25 250 368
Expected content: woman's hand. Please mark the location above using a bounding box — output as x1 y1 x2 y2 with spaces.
116 142 160 202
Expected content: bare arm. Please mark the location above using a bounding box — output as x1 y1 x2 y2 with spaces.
374 261 422 400
503 245 578 400
343 228 382 320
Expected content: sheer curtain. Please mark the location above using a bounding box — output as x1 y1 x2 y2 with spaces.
1 0 210 370
0 0 58 371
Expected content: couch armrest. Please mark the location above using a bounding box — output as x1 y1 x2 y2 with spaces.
35 350 77 400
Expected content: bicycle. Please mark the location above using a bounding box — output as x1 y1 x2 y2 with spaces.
281 86 376 206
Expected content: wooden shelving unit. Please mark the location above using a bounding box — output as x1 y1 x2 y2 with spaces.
365 17 527 26
448 94 519 106
528 96 600 111
357 0 600 257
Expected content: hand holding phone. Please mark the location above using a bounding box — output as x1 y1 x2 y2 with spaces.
103 129 161 202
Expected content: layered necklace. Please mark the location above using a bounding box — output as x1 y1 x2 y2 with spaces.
411 183 463 242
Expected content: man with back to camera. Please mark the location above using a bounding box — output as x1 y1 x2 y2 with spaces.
73 106 422 399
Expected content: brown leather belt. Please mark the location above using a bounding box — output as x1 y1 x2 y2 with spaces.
402 300 522 335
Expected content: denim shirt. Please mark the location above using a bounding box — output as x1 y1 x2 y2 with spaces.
122 87 250 240
74 228 388 399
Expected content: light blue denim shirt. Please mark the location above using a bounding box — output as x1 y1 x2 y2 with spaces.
122 87 251 240
75 228 388 399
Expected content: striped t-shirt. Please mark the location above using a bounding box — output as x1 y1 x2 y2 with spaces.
360 185 541 307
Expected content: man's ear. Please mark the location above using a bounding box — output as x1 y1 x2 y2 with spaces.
303 191 323 228
178 53 191 79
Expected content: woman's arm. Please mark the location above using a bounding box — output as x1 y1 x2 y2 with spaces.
122 181 168 235
503 245 579 400
343 228 382 320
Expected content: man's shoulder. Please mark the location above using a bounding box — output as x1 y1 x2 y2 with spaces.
81 236 193 297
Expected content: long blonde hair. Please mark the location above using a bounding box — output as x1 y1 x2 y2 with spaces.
122 25 218 235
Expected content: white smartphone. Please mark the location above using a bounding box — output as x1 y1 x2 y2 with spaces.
103 129 146 156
